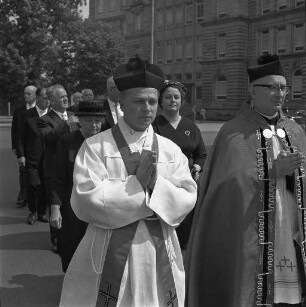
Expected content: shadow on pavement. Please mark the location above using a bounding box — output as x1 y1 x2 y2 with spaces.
0 216 27 226
0 231 50 251
0 274 64 307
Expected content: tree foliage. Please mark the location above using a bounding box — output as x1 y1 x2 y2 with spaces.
51 19 125 95
0 0 125 112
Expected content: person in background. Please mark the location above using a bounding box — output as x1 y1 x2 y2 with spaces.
59 56 197 307
11 85 37 208
81 89 94 103
152 80 206 251
49 101 106 272
103 76 123 127
68 92 82 113
186 54 306 307
200 107 206 122
17 87 49 225
38 84 79 252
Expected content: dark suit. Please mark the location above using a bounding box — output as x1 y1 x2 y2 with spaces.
37 109 78 242
53 107 115 271
52 130 87 272
17 107 47 215
11 104 34 203
101 98 116 131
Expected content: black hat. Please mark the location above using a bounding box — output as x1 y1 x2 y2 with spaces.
75 101 107 117
113 56 165 92
247 54 285 83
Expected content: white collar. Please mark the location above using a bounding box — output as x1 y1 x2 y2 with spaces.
36 105 48 116
53 109 67 118
26 101 36 109
117 117 153 153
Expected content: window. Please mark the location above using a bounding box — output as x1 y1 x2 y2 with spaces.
217 0 226 17
166 40 173 64
156 41 163 64
292 70 302 99
196 87 202 100
277 26 286 54
185 37 193 62
278 0 287 10
196 72 202 79
175 73 182 81
294 23 305 51
175 5 183 26
175 38 183 63
295 0 305 7
261 29 270 54
218 33 226 58
185 73 193 81
98 0 105 12
196 36 203 61
262 0 270 13
156 10 164 30
165 74 172 80
135 14 142 33
109 0 116 10
165 7 173 29
216 77 227 100
196 1 204 23
185 4 193 25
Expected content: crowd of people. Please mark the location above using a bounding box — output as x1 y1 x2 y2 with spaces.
10 53 306 307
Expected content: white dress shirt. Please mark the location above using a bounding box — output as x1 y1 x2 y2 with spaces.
107 97 123 124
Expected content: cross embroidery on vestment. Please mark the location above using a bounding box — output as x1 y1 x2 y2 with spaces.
98 284 117 307
167 290 177 307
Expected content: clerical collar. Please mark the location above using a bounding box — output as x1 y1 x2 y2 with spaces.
117 116 152 153
253 107 279 125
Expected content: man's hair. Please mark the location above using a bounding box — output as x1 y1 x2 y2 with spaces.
24 85 37 93
81 89 93 95
49 84 64 102
36 87 46 97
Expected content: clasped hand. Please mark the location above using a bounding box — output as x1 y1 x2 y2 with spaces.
276 150 305 177
136 150 157 191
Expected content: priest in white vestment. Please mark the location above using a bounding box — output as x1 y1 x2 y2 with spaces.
59 56 197 307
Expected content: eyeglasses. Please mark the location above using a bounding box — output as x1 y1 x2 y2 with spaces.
253 84 291 94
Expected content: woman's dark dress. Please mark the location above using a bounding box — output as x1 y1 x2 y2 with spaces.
52 130 87 272
152 115 207 248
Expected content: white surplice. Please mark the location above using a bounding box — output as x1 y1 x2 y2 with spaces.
59 119 197 307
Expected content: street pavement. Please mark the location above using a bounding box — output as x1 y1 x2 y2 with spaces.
0 118 223 307
0 126 63 307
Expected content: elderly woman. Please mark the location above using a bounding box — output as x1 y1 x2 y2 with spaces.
152 80 207 250
50 101 106 271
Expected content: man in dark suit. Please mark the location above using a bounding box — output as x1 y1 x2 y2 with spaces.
38 84 79 252
100 76 123 131
49 101 107 272
17 87 50 224
11 85 37 207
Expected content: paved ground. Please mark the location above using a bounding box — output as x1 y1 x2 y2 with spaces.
0 127 64 307
0 118 222 306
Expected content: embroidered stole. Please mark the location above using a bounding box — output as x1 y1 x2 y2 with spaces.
95 124 178 307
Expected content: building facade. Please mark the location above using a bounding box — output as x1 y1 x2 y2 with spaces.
90 0 306 120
